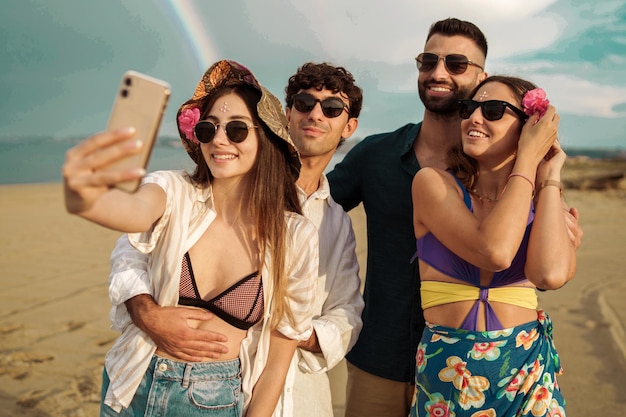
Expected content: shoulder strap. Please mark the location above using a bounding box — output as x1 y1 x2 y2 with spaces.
449 173 472 210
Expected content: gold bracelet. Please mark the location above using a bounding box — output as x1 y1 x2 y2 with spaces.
508 172 535 197
537 179 563 194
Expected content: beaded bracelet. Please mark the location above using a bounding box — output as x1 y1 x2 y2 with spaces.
537 179 563 194
508 172 535 197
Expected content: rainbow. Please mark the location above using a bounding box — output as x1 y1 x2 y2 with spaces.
162 0 220 73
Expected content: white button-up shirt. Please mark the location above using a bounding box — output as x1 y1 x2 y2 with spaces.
105 170 318 413
277 174 364 416
108 173 363 416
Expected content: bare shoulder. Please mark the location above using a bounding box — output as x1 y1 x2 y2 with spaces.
412 167 453 195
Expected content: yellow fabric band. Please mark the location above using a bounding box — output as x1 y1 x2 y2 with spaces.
421 280 538 310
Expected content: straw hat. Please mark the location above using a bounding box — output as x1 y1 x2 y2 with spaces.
176 60 301 177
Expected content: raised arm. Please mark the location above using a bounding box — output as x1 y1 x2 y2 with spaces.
525 140 577 289
412 107 560 271
62 128 165 232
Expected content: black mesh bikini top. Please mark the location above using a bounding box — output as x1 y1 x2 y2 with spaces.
178 252 264 330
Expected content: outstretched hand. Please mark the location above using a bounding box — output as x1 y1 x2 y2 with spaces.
62 127 145 214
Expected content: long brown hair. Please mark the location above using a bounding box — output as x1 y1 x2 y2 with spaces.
190 85 302 329
446 75 537 191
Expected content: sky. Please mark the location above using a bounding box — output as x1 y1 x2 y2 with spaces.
1 0 625 150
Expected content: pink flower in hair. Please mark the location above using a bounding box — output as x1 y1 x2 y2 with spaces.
178 107 200 144
522 88 550 119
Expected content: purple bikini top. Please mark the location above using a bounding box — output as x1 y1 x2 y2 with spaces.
413 174 534 330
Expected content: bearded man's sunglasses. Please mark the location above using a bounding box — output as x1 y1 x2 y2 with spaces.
415 53 484 75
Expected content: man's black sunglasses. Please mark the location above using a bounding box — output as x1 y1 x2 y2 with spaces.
458 99 528 122
292 93 349 118
415 53 484 75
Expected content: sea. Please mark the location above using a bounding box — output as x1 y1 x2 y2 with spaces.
0 135 624 186
0 136 194 186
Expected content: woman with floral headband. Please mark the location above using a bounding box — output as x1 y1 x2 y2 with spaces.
409 76 576 416
63 60 319 417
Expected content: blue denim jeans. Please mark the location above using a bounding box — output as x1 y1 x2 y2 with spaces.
101 355 243 417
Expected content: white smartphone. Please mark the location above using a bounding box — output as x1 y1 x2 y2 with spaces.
103 70 171 192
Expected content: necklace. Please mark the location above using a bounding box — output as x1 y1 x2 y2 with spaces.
470 189 500 203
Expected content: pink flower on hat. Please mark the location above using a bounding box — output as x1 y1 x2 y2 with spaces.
178 107 200 144
522 88 550 119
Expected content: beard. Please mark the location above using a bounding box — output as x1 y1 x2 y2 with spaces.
418 80 475 116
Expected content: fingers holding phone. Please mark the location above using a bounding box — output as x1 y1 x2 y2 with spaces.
63 70 170 215
101 71 171 192
62 127 146 214
64 126 146 186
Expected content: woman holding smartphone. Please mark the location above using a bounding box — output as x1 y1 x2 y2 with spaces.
63 60 318 417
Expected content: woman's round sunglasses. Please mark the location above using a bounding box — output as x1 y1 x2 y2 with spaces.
292 93 349 118
415 53 484 75
194 120 258 144
459 99 528 122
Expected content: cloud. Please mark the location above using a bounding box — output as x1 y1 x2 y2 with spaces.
242 0 560 63
236 0 569 100
0 0 623 150
529 73 626 118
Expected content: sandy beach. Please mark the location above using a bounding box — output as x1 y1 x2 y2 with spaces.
1 159 625 416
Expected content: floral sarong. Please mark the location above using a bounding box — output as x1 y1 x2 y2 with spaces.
410 310 566 417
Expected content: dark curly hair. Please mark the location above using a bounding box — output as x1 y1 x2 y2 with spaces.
285 62 363 119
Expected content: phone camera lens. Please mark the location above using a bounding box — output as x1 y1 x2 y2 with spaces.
124 77 132 86
121 89 129 98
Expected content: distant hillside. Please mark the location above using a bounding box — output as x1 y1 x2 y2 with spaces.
564 156 626 191
337 138 626 192
565 148 626 160
338 138 626 160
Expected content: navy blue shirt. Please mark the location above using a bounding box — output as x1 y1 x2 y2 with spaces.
328 122 424 382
